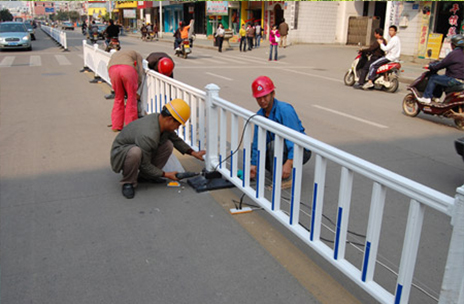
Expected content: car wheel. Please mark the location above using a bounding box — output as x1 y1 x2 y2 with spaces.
27 46 32 51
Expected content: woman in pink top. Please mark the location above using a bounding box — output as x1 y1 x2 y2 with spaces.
269 24 280 61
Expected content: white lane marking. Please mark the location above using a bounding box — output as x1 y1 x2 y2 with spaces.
282 68 342 83
313 105 389 129
30 55 41 66
222 54 268 65
205 72 233 81
0 56 15 67
201 57 223 64
216 56 246 64
54 55 71 65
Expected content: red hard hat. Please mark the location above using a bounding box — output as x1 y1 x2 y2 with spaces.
251 76 275 98
158 57 174 76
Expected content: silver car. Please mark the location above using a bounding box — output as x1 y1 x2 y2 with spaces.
0 22 32 51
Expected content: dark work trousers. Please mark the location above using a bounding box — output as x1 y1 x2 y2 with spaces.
368 57 390 81
216 36 224 52
240 37 247 51
120 140 173 187
247 37 254 50
358 55 380 85
265 140 312 175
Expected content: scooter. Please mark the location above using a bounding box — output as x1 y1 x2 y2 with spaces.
175 39 192 59
105 37 121 52
402 70 464 130
344 50 402 93
88 31 99 44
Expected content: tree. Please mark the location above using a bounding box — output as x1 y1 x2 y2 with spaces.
0 8 13 22
69 11 80 23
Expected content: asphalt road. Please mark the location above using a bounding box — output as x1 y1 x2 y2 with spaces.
1 28 463 304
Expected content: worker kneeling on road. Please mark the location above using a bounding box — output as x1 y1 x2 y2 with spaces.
110 99 206 199
250 76 312 189
146 52 175 78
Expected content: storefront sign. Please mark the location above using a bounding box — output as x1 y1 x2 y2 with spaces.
206 1 228 16
115 1 137 9
124 9 137 19
417 1 432 58
425 33 443 60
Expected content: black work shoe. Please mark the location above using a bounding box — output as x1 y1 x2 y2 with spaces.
353 84 362 89
122 184 135 199
137 175 166 184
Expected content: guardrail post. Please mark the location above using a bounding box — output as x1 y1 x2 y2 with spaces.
204 84 220 171
439 185 464 304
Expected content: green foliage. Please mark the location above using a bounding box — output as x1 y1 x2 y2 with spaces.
0 8 13 22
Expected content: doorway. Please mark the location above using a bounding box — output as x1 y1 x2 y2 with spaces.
274 4 284 26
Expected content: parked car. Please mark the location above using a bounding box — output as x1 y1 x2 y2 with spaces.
455 138 464 162
0 22 32 51
23 21 36 40
61 22 75 31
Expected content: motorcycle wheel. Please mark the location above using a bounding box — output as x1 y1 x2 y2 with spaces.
344 71 355 86
183 53 187 59
384 77 399 93
402 93 420 117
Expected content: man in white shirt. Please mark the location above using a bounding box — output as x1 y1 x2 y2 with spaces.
363 25 401 90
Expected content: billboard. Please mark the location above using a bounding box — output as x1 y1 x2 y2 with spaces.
206 1 228 16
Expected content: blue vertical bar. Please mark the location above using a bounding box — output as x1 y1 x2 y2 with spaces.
198 140 201 151
310 183 318 241
155 95 158 112
190 123 193 146
290 168 296 225
230 150 233 178
394 284 403 304
362 241 371 282
256 151 260 198
219 155 222 169
334 207 343 260
242 149 246 188
271 157 277 211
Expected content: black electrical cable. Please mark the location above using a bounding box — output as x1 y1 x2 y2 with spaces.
214 113 259 172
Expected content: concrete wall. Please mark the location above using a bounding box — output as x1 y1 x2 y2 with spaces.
394 2 422 57
286 1 340 44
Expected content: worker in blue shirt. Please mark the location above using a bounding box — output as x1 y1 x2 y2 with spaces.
250 76 311 188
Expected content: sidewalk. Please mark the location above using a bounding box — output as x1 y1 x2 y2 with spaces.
125 31 427 85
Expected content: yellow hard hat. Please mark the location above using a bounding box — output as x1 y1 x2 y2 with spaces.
165 99 190 125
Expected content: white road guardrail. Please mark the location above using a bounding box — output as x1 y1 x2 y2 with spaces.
83 42 464 304
41 25 68 51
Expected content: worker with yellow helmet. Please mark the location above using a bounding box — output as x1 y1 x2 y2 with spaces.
110 99 206 199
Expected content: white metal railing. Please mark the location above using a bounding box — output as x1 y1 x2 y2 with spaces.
82 40 113 85
82 46 464 304
41 25 67 50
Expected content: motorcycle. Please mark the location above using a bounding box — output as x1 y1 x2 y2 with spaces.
175 38 192 59
344 50 401 93
88 31 99 44
105 37 121 52
402 70 464 129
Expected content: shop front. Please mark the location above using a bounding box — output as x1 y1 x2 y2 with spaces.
114 1 138 30
164 3 183 33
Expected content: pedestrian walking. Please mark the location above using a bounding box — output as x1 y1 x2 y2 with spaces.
278 18 289 48
110 99 206 199
215 23 225 53
269 24 280 61
107 50 145 132
246 23 254 51
239 24 247 52
255 22 262 48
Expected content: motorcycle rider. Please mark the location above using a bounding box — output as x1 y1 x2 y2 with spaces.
417 34 464 104
354 28 387 89
81 20 87 35
89 20 98 40
363 25 401 90
103 19 120 47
